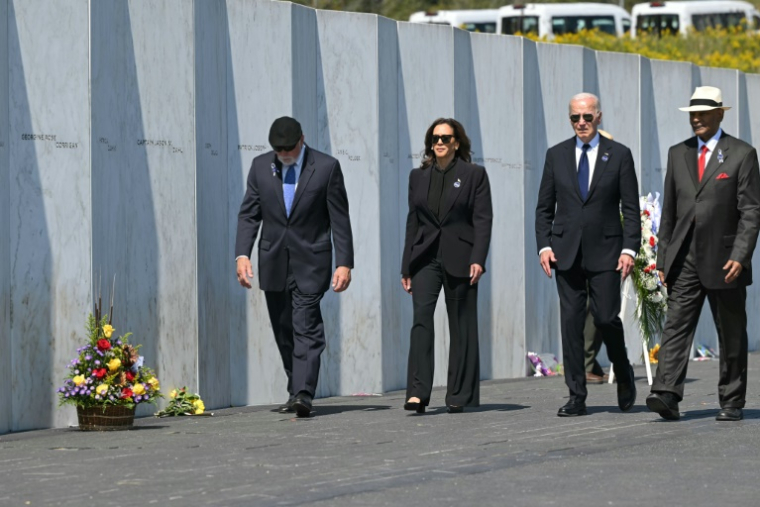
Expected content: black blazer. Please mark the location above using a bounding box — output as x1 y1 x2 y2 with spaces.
535 136 640 271
235 146 354 293
401 160 492 278
656 132 760 289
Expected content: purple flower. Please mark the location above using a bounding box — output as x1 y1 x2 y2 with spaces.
94 360 101 366
109 396 115 401
65 393 70 398
95 395 101 400
97 350 104 357
85 355 92 361
74 370 80 375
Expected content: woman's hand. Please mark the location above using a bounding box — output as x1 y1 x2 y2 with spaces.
469 264 484 285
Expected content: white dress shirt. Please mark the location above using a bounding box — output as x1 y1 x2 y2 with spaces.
697 127 723 166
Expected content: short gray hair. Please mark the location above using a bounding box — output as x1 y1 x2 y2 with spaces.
569 93 601 114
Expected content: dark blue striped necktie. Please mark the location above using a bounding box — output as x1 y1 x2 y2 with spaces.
578 144 590 201
284 165 296 217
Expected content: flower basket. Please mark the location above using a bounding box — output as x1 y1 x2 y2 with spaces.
77 405 135 431
59 297 161 430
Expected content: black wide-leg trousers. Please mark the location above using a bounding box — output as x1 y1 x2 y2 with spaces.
406 257 480 407
264 267 326 398
556 250 632 403
653 232 748 407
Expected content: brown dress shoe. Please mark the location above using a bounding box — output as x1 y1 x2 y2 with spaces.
586 372 604 384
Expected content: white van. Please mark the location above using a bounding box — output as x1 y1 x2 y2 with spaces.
497 3 632 39
408 9 500 33
632 1 760 36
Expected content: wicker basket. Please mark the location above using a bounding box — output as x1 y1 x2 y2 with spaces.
77 405 135 431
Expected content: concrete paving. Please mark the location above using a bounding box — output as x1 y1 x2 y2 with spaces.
2 355 760 506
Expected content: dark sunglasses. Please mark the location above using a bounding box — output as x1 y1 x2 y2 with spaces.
431 134 455 144
273 143 297 153
570 113 596 123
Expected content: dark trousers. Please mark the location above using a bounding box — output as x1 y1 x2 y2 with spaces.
584 293 605 376
406 257 480 407
264 267 326 398
653 231 748 407
556 249 631 402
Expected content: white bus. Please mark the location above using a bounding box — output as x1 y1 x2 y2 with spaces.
632 1 760 36
408 9 500 33
497 3 633 39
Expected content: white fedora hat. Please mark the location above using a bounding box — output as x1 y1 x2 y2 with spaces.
679 86 731 112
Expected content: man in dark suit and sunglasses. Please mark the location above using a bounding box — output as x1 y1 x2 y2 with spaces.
235 116 354 417
536 93 640 417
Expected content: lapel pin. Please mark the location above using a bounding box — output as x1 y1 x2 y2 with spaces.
454 178 461 188
601 153 609 162
271 162 278 176
717 149 724 164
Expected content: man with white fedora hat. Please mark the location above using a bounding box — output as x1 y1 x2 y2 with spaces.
647 86 760 421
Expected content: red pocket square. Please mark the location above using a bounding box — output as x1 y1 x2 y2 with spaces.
716 173 730 180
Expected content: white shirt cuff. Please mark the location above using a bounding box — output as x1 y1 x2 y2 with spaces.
235 255 249 262
621 249 637 259
538 247 552 256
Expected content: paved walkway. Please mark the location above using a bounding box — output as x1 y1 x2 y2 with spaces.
2 355 759 506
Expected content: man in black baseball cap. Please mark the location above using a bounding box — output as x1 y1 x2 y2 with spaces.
235 116 355 418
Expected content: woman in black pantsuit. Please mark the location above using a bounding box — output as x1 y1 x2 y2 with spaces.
401 118 493 414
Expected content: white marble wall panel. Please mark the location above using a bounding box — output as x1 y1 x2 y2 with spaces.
313 10 392 397
595 51 646 364
378 17 403 392
468 33 526 379
596 52 641 182
0 0 9 434
743 73 760 351
226 0 318 406
397 21 455 390
640 59 695 195
525 42 587 365
196 0 229 409
9 0 91 430
90 0 196 415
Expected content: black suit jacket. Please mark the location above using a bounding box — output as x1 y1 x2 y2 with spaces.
656 132 760 289
535 136 640 271
235 146 354 293
401 160 492 278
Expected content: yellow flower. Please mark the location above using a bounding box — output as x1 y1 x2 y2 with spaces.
102 324 115 338
107 358 121 372
170 389 178 398
193 399 205 414
96 384 109 396
147 377 160 390
72 375 85 386
649 344 660 365
132 383 145 395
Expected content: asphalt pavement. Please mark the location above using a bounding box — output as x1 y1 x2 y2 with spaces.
2 355 759 507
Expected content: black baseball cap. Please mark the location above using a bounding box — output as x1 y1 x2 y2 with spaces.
269 117 302 151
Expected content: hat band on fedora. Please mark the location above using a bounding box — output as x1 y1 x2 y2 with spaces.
690 98 722 107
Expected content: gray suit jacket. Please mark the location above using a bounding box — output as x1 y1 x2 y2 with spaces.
657 132 760 289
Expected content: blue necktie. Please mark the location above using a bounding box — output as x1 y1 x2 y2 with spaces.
283 165 296 217
578 143 590 201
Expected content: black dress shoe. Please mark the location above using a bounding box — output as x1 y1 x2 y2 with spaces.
557 400 587 417
278 396 296 413
403 399 426 413
646 392 680 420
617 365 637 412
446 405 464 414
716 407 743 421
291 392 313 418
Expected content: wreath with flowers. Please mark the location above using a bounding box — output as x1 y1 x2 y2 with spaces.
628 193 668 349
58 309 161 410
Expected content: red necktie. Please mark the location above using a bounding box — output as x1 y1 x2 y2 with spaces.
698 145 708 182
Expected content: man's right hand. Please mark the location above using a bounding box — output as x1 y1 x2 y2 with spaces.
237 257 254 289
539 250 557 278
657 269 667 288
